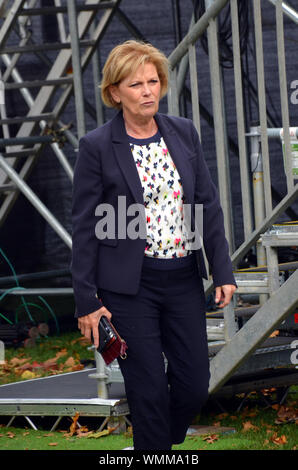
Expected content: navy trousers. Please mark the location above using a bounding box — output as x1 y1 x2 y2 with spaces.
99 254 210 450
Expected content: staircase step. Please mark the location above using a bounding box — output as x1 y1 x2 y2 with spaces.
214 367 298 397
0 183 17 192
0 149 38 158
0 39 95 54
18 2 117 16
234 271 269 294
262 223 298 246
0 114 54 125
4 78 73 90
0 135 54 147
209 269 298 394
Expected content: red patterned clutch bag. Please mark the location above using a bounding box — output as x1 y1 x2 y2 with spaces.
97 316 128 365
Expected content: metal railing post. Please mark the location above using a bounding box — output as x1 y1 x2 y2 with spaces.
249 124 268 305
167 67 180 117
223 299 238 342
90 21 104 127
276 0 294 191
188 43 201 139
230 0 253 240
252 0 272 216
88 349 109 399
204 0 234 252
66 0 86 139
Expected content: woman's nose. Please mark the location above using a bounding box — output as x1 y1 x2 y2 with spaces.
142 84 151 95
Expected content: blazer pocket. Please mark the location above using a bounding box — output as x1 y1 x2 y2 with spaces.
98 237 118 247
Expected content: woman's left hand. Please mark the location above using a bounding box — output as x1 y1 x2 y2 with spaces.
215 284 237 308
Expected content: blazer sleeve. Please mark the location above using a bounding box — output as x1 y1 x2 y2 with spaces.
70 135 104 318
190 122 236 288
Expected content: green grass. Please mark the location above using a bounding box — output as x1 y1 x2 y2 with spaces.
0 427 133 450
0 402 297 450
0 331 94 384
0 331 297 450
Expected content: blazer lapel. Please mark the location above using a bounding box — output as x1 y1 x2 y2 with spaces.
154 113 194 207
111 110 194 208
111 111 145 205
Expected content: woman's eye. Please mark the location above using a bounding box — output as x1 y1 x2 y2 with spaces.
130 80 158 87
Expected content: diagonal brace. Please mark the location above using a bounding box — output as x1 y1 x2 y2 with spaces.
209 268 298 394
0 152 72 248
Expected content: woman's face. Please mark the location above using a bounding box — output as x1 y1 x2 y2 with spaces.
109 62 161 123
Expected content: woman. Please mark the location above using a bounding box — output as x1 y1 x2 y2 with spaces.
71 40 236 450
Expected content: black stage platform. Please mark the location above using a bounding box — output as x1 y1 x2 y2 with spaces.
0 368 128 430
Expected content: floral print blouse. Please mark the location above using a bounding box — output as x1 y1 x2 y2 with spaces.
129 130 193 259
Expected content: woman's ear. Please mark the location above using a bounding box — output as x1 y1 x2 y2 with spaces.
109 85 121 104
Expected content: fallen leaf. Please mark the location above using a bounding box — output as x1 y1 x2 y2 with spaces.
9 357 31 367
87 424 120 439
270 330 279 338
68 412 80 437
71 337 91 346
63 364 84 373
6 432 15 439
87 429 110 439
31 361 42 369
76 427 93 438
124 426 133 438
202 434 219 444
246 409 258 417
271 433 287 446
21 370 36 380
216 413 228 420
48 442 58 446
107 424 120 434
64 357 76 368
15 362 33 372
242 421 258 432
54 349 68 360
42 358 59 370
274 405 298 424
261 388 276 396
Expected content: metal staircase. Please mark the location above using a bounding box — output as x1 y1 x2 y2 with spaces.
167 0 298 396
0 0 121 237
207 222 298 395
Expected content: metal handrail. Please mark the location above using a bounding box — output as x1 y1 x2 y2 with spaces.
267 0 298 24
168 0 230 68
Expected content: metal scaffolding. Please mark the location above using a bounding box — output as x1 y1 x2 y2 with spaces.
0 0 297 411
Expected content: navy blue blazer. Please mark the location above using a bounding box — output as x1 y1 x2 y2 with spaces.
70 111 236 318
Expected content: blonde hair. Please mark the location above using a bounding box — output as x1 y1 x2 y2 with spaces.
100 40 169 109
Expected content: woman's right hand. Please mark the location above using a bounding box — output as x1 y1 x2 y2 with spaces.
78 306 112 349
